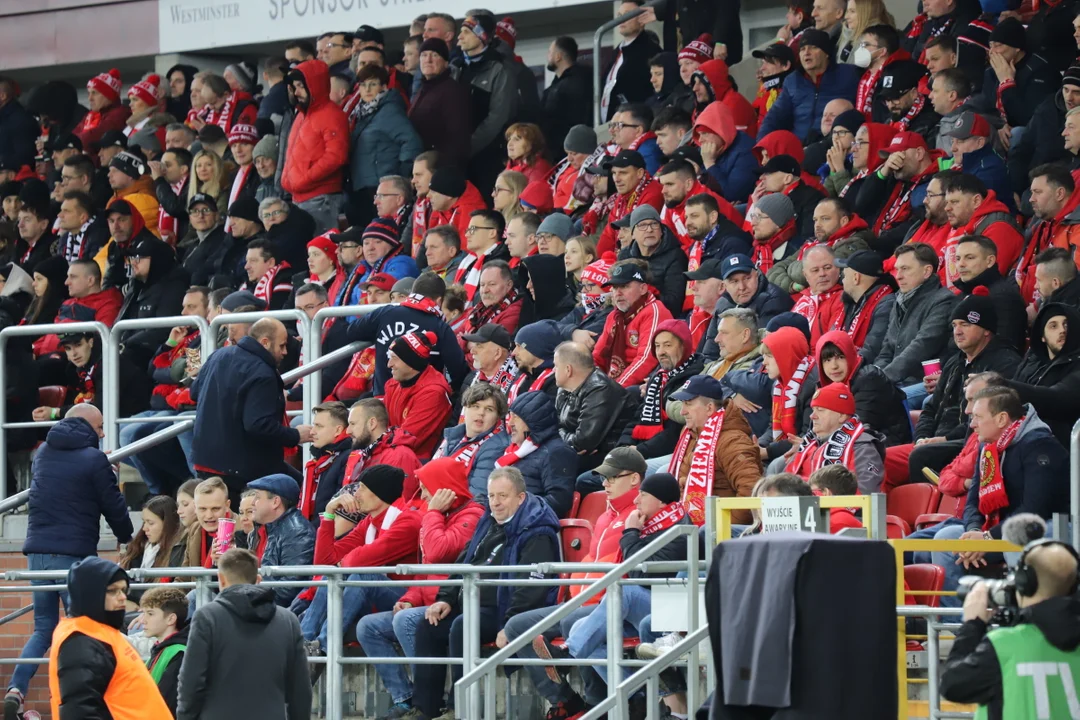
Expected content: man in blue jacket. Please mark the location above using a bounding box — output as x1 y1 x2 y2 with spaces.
756 29 860 143
246 474 315 607
191 317 311 509
940 111 1017 214
502 392 577 518
4 404 134 719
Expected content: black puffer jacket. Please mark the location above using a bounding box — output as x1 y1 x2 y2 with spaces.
557 303 613 341
1007 91 1071 196
267 204 317 273
1008 302 1080 446
700 271 794 360
617 226 689 318
556 368 636 457
617 352 705 459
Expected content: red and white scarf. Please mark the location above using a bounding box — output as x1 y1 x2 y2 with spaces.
466 289 519 332
455 244 504 302
633 356 695 441
750 220 797 273
199 93 237 133
252 262 291 307
596 294 650 380
400 293 443 318
434 425 504 471
412 197 431 255
507 367 555 406
772 357 813 440
856 66 886 116
225 164 253 234
787 417 865 477
793 284 843 331
629 131 657 153
977 417 1022 530
300 434 349 520
835 284 892 350
494 438 539 467
617 501 687 560
891 94 928 132
158 178 186 246
668 408 725 526
607 174 655 234
459 356 519 423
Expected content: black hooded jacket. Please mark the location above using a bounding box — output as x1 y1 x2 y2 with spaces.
267 204 317 273
1008 302 1080 446
518 253 576 326
941 595 1080 720
117 236 191 365
149 623 190 714
165 64 198 120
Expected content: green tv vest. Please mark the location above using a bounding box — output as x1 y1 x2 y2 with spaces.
976 623 1080 720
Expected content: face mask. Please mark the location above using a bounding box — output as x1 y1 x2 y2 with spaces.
581 292 609 314
852 45 874 69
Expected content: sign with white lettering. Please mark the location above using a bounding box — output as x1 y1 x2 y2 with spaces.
759 496 826 534
159 0 605 53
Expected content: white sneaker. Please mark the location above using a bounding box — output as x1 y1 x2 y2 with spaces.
636 632 683 659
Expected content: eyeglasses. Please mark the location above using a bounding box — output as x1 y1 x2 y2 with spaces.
601 471 636 485
261 209 286 220
325 42 351 50
832 128 852 137
635 220 661 231
465 226 496 235
374 192 401 200
850 139 867 148
925 191 946 199
609 122 641 132
190 207 215 216
859 41 880 49
493 186 512 194
338 243 360 250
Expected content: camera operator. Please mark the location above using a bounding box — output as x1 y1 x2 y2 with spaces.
940 539 1080 720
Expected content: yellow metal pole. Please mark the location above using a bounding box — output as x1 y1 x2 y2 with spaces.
894 541 908 720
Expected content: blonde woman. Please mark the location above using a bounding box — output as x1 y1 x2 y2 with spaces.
563 235 597 296
492 170 528 226
840 0 895 64
186 149 229 210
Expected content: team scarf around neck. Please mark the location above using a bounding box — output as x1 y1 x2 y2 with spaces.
459 356 518 423
874 166 933 234
507 366 554 405
435 424 504 470
581 291 610 316
892 94 928 132
494 437 539 467
668 408 725 526
300 433 349 519
610 173 654 230
789 417 865 476
634 356 695 440
468 289 519 332
455 245 501 301
835 283 893 350
793 284 842 330
977 417 1023 530
772 356 813 440
856 65 887 115
750 220 796 273
158 179 186 245
597 294 650 380
400 293 443 318
225 165 253 234
615 501 687 561
253 262 289 306
412 197 431 256
62 218 95 263
74 364 97 405
200 92 237 132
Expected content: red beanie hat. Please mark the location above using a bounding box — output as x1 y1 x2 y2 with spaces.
228 124 259 146
581 252 616 288
519 181 554 215
307 232 339 267
389 330 437 372
88 69 122 104
654 319 693 364
811 382 856 416
127 74 160 108
496 17 518 49
678 34 713 64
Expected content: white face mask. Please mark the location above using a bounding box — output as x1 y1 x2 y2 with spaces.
853 45 874 69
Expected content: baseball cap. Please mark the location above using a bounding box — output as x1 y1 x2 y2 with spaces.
362 272 395 292
608 149 646 170
721 253 755 279
754 154 802 177
49 133 83 153
836 250 884 277
355 24 385 45
247 473 301 504
752 42 797 66
798 29 833 54
877 60 927 100
611 215 633 230
97 130 127 150
461 323 513 350
332 227 364 246
594 447 648 478
879 131 928 157
685 258 726 281
939 111 991 140
670 375 729 402
188 193 218 212
607 262 648 286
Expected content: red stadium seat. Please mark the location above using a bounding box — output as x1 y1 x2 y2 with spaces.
915 493 963 529
568 491 581 519
886 515 910 539
559 519 593 563
575 492 608 527
904 564 945 607
37 386 66 408
887 483 941 530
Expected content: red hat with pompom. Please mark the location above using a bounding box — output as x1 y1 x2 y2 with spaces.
389 330 438 372
679 34 714 64
127 74 161 108
88 69 122 104
581 251 616 288
496 17 517 49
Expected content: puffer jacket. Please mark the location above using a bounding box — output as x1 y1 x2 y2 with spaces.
436 423 510 503
556 368 635 457
258 503 315 607
693 101 758 203
24 417 134 557
506 392 577 518
281 60 349 203
110 175 162 238
617 226 689 317
1008 302 1080 447
756 61 861 143
349 90 423 191
693 60 757 137
874 275 959 385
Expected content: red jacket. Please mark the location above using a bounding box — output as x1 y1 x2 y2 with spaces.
429 182 487 239
660 180 743 250
694 60 758 138
341 427 423 501
592 294 672 387
940 191 1023 290
884 219 951 274
281 60 350 204
314 499 421 578
507 157 553 184
829 508 863 533
74 103 131 154
36 288 125 356
597 178 663 256
937 432 978 518
792 284 845 348
570 487 639 602
382 365 453 460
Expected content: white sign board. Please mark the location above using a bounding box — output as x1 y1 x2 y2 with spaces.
759 496 825 534
159 0 605 53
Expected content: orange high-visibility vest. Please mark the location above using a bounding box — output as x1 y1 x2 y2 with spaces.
48 615 172 720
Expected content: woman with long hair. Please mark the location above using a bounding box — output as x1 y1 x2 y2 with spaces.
26 255 69 359
504 123 552 184
840 0 895 64
176 479 199 529
186 150 228 210
118 495 186 605
563 235 597 297
492 170 528 226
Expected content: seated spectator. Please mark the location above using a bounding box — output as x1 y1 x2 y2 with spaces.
349 217 419 306
551 125 598 213
807 464 864 533
422 225 466 281
596 150 663 256
883 292 1021 492
558 254 615 346
384 330 454 459
899 172 951 255
260 196 318 273
302 465 421 659
182 477 235 570
504 210 538 263
224 125 261 215
811 330 911 446
678 190 752 298
453 210 511 304
411 467 558 719
792 244 844 347
940 175 1023 292
241 238 293 311
691 60 758 137
300 401 353 522
929 387 1068 605
14 204 53 275
519 253 575 329
827 121 895 204
59 258 122 327
341 399 422 499
74 68 131 151
751 325 813 464
684 258 728 348
1008 70 1080 194
245 474 315 606
1031 247 1080 312
748 192 800 275
506 321 561 405
1020 166 1080 306
432 383 510 503
456 260 522 338
555 341 635 470
304 233 345 303
618 206 688 317
928 68 973 155
757 29 861 143
139 586 189 715
751 42 797 121
755 154 824 238
878 60 940 144
179 194 230 287
693 308 769 435
610 103 663 175
1008 303 1080 447
952 236 1027 353
114 234 189 373
784 382 885 493
685 103 755 206
768 196 871 294
619 319 705 460
835 249 896 361
806 103 858 182
56 191 109 264
972 18 1060 132
253 135 280 203
502 392 577 517
353 457 484 718
505 122 554 183
107 151 160 237
858 131 939 251
534 213 570 258
592 260 673 388
939 112 1015 214
460 324 518 395
699 253 794 361
31 330 149 419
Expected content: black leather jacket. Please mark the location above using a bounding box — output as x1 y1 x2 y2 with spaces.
555 368 634 456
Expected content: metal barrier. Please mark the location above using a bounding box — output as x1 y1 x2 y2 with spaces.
591 0 667 127
307 304 384 405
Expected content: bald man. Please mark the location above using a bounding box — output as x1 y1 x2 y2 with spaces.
941 540 1080 718
191 317 311 507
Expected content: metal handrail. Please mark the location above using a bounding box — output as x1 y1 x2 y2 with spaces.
307 303 383 404
280 341 363 386
455 523 698 720
591 0 666 127
1070 418 1079 551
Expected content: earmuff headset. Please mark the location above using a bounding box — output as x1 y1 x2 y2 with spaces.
1013 538 1080 598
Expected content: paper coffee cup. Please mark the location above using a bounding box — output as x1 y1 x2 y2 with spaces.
921 359 941 376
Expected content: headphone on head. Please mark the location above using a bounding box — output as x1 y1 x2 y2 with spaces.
1013 538 1080 598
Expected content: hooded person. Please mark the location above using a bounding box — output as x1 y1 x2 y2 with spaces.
692 100 758 203
752 129 827 194
646 52 689 112
1008 302 1080 447
761 325 815 461
691 59 758 138
499 391 578 517
831 121 896 208
48 558 172 720
115 233 190 368
507 318 562 404
518 252 575 327
100 198 155 290
165 64 198 119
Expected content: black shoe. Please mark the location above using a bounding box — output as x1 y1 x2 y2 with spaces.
532 635 569 685
627 693 649 720
4 690 23 720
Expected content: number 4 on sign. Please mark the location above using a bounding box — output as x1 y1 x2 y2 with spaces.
803 505 817 533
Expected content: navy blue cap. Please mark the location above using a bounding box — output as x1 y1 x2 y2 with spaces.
720 253 754 279
247 473 301 504
670 375 730 402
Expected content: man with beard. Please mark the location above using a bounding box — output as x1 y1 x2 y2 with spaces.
878 60 940 144
592 260 673 388
383 330 454 459
899 172 951 254
1008 302 1080 446
1018 166 1080 308
858 131 939 250
596 149 663 256
340 398 421 497
680 192 751 314
657 159 742 250
768 196 871 294
1008 66 1080 194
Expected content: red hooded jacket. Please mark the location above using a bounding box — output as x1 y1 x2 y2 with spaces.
940 190 1024 291
74 103 131 155
382 365 453 460
753 130 826 193
1018 185 1080 303
429 181 488 240
660 179 742 249
281 60 350 203
341 427 423 501
569 486 640 603
693 60 759 138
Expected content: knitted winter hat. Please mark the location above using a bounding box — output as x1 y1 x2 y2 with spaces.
429 168 466 198
362 216 402 251
463 15 496 46
419 38 450 62
754 192 795 228
496 17 518 49
253 134 279 161
356 464 406 506
307 232 339 265
389 330 437 372
127 74 161 108
989 17 1026 52
1065 65 1080 90
228 124 259 146
87 69 122 104
581 252 616 287
951 286 997 333
109 151 147 180
564 125 598 154
832 109 866 135
226 61 257 93
811 382 856 416
640 473 682 505
678 34 713 64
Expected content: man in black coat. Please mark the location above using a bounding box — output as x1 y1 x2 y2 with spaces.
0 77 37 168
600 1 662 121
618 205 688 317
953 235 1027 353
151 147 192 246
973 18 1061 131
877 60 941 145
1009 302 1080 446
1007 77 1079 196
116 234 191 370
541 36 593 159
191 318 312 507
176 548 311 720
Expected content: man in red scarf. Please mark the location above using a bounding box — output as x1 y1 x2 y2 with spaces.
456 260 522 340
341 398 421 499
596 150 663 256
383 330 453 459
241 238 293 310
748 191 799 275
835 250 896 361
592 260 672 387
300 401 353 521
878 60 939 141
767 196 872 294
792 244 844 348
895 172 951 264
860 130 940 247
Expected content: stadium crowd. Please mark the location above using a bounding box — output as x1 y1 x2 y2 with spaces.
5 0 1080 717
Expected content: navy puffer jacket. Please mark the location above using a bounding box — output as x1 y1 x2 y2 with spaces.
507 391 577 518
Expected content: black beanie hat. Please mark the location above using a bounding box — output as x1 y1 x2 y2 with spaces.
419 38 451 62
951 286 998 334
389 330 437 372
989 17 1026 52
357 464 405 505
640 473 682 505
429 167 466 198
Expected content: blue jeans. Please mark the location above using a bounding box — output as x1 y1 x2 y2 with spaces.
930 523 968 608
906 518 964 565
503 604 599 704
902 383 929 409
566 584 652 684
9 553 82 694
120 410 193 495
300 573 405 652
356 608 425 705
392 605 426 659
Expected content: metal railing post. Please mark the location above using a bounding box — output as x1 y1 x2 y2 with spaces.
194 574 211 608
591 0 666 127
1071 418 1080 550
462 573 481 719
325 573 343 720
687 529 701 715
928 617 941 720
869 492 888 540
307 304 382 406
606 580 624 720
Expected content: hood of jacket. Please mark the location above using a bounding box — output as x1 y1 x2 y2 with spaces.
814 329 861 385
215 583 279 624
137 234 179 286
826 214 869 244
510 390 561 445
107 198 147 243
0 263 32 299
693 101 736 148
695 59 735 103
763 326 810 383
648 52 682 103
1014 404 1053 443
965 190 1011 228
521 253 572 311
67 556 129 628
45 416 101 451
753 130 804 165
502 491 560 543
293 59 331 114
860 122 898 174
416 456 472 504
1029 302 1080 361
1023 595 1080 651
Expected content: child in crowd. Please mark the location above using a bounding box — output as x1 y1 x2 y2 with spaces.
141 586 190 715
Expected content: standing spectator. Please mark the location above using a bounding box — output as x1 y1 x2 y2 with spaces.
409 40 471 172
74 69 131 152
108 151 161 237
4 405 133 719
176 548 311 720
541 37 592 159
258 58 291 131
600 0 662 122
140 586 189 715
55 191 109 264
245 474 315 607
281 60 349 235
150 147 193 246
901 0 978 63
191 318 312 507
384 330 454 459
115 233 190 367
0 77 37 168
